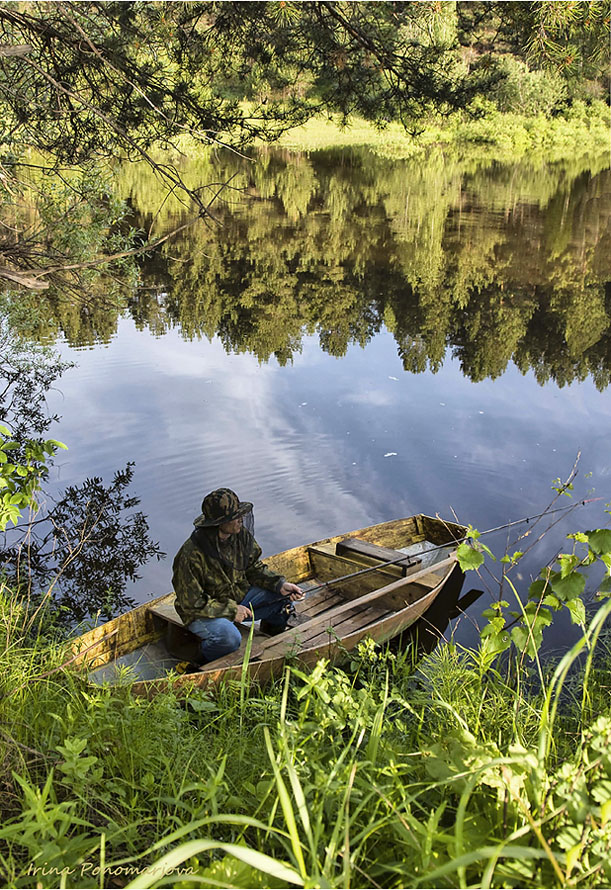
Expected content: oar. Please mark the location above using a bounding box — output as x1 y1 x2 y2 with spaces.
203 554 457 670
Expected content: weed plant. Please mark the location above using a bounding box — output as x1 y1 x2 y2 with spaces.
1 536 611 888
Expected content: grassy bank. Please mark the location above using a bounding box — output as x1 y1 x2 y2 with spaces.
1 566 611 888
274 101 611 161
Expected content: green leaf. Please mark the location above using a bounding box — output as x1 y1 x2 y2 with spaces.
566 598 586 625
597 576 611 594
559 553 579 578
511 607 553 657
481 630 511 656
510 628 534 657
456 542 485 571
529 578 548 599
186 699 218 713
481 605 508 620
587 529 611 555
481 617 506 636
550 570 585 601
480 542 496 561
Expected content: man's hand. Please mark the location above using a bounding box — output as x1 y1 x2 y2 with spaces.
280 581 305 601
235 604 253 623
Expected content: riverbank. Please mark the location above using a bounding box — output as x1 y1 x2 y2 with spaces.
274 100 611 161
1 568 611 888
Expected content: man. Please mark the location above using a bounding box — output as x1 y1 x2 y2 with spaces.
172 488 304 664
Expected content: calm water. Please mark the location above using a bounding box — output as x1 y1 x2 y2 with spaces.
42 147 611 650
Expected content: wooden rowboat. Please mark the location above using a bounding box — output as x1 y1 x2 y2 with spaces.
71 514 466 697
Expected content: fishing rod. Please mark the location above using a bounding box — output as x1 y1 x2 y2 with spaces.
300 498 603 597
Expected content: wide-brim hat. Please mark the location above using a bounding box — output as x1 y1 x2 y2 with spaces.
193 487 253 528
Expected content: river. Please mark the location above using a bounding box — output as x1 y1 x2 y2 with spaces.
42 145 611 650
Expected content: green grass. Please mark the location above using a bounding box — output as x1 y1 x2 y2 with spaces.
1 577 611 889
273 101 611 161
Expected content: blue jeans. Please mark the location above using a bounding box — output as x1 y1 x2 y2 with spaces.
187 586 288 663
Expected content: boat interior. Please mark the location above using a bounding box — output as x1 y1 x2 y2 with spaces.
88 517 462 685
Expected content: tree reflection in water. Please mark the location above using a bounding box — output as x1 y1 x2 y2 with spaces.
0 335 163 629
25 148 611 389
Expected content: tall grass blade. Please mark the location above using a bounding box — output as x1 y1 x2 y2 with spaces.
539 598 611 763
412 845 548 886
263 726 307 880
124 839 302 889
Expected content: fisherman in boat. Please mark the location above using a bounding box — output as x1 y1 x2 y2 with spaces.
172 488 304 664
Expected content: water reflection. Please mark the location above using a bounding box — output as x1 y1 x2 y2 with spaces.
35 147 611 390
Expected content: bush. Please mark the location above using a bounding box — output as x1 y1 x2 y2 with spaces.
489 56 567 116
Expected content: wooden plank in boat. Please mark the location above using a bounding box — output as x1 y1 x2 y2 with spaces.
292 579 327 612
254 557 456 661
307 548 398 598
290 601 385 646
300 591 344 617
294 584 340 612
148 601 184 628
374 569 446 610
307 546 444 606
304 605 392 649
335 538 421 574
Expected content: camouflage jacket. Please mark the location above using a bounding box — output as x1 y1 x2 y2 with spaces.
172 526 285 624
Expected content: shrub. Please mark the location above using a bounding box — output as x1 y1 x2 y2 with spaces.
488 56 567 116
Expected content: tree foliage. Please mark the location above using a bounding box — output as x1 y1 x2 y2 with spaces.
458 1 611 92
0 423 64 532
2 463 164 624
0 0 494 292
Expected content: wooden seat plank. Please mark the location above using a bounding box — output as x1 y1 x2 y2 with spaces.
148 601 184 628
336 538 421 574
